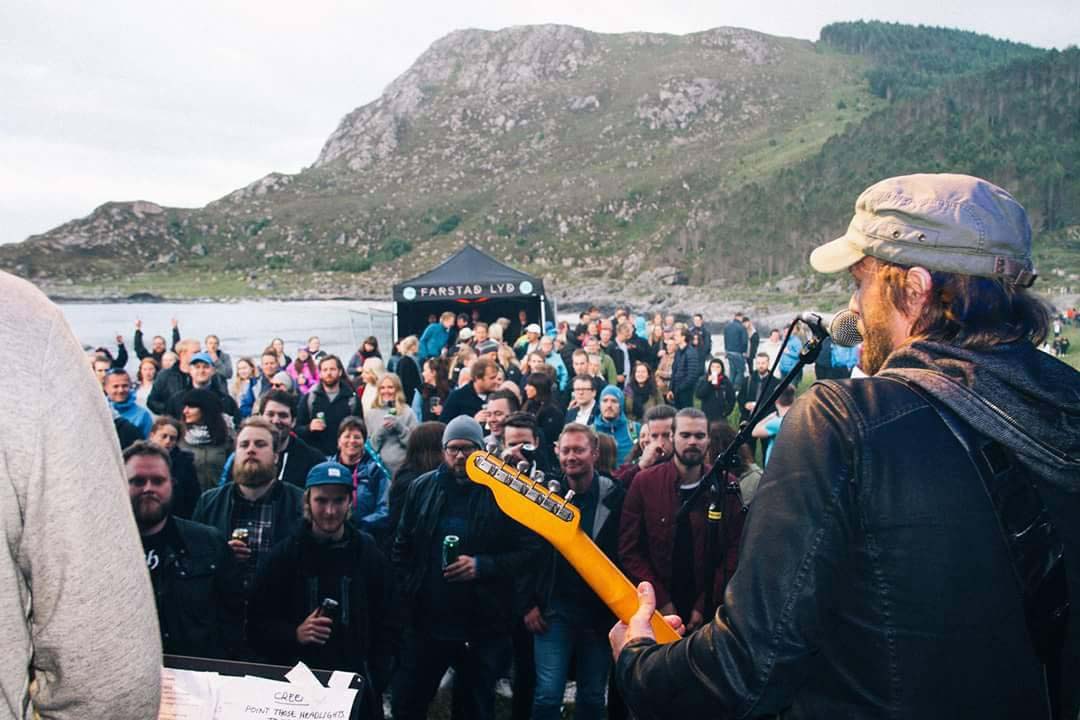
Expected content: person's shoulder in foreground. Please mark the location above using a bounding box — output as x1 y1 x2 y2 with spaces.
0 271 161 719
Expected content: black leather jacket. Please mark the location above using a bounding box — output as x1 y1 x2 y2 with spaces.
617 377 1061 719
150 516 244 660
391 464 541 635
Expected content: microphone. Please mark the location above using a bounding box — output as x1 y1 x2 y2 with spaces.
828 310 863 347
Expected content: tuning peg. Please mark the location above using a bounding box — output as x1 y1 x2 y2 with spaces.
516 461 531 474
533 470 546 487
546 478 561 495
555 488 575 517
486 442 499 454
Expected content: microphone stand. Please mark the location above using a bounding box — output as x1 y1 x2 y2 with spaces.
676 318 825 618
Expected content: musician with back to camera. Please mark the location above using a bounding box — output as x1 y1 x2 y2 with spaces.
610 174 1080 719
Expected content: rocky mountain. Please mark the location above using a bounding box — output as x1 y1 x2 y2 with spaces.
3 21 1077 305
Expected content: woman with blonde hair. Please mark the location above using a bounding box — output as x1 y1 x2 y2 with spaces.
230 357 257 405
134 356 159 409
395 335 422 410
358 356 385 412
498 343 523 386
364 372 417 475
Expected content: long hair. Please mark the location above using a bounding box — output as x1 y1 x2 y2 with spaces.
523 372 554 413
398 421 446 476
181 389 230 445
596 433 616 475
137 356 159 388
375 372 408 412
293 349 318 379
627 360 657 397
231 356 256 398
876 259 1051 349
424 357 451 400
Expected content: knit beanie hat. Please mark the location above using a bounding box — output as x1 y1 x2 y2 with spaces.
442 415 485 449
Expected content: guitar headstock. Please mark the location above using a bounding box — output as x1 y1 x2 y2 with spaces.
465 451 581 548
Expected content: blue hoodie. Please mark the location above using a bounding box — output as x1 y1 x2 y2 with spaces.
109 396 153 439
592 385 639 466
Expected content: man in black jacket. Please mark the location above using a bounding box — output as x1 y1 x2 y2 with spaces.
250 461 394 718
193 418 304 594
124 441 243 660
295 355 359 456
667 328 699 410
147 338 200 415
440 357 501 424
134 318 180 364
738 352 778 459
391 416 539 720
525 423 625 720
611 174 1080 719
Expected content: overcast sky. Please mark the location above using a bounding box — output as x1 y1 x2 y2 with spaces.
1 1 1076 246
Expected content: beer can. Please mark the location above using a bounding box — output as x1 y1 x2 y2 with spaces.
442 535 460 568
231 528 249 544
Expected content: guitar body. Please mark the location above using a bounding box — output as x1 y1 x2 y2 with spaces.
466 451 680 644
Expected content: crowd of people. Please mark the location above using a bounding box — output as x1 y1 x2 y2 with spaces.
85 303 837 720
8 173 1078 720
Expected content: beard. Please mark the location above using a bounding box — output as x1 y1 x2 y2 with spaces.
675 447 704 468
132 494 171 530
233 457 276 487
858 297 897 376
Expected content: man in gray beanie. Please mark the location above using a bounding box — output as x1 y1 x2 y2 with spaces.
391 415 540 720
612 174 1079 720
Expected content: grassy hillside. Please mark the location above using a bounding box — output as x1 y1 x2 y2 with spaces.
2 21 1074 301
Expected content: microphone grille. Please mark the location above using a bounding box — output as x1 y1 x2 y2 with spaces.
829 310 863 348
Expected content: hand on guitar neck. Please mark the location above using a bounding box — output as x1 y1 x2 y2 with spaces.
609 581 685 659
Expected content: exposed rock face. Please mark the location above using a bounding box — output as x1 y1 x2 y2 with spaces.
637 78 726 130
315 25 598 170
0 22 860 287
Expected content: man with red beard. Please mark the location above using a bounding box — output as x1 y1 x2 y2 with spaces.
193 418 304 594
125 441 243 659
611 175 1080 719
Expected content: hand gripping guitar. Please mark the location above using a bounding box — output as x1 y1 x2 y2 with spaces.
465 450 680 644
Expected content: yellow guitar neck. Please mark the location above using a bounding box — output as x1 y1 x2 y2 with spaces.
558 530 681 644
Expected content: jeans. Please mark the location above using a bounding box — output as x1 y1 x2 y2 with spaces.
531 616 611 720
391 630 508 720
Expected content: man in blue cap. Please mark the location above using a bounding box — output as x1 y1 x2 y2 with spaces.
250 460 394 717
165 350 239 422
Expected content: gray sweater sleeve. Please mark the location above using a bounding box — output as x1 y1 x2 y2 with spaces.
0 273 162 719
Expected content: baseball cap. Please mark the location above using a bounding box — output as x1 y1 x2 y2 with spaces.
458 327 474 342
525 323 542 335
190 351 215 365
305 461 354 489
809 174 1036 286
